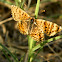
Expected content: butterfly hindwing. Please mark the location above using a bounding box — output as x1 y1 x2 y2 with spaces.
17 20 29 35
29 20 44 41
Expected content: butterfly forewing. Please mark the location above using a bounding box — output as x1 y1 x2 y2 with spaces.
43 21 62 36
11 5 30 21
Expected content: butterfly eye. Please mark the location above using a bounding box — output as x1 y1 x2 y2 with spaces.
30 18 34 24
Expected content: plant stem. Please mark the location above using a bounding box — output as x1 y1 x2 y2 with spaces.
28 36 34 62
32 35 62 52
28 0 40 62
35 0 40 18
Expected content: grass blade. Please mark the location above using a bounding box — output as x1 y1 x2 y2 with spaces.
32 35 62 52
0 43 19 62
35 0 40 18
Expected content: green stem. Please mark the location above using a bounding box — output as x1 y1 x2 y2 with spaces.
28 0 40 62
32 35 62 52
28 36 34 62
14 0 19 6
35 0 40 18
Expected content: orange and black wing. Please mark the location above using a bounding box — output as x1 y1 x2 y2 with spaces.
44 20 62 36
11 5 30 21
17 20 29 35
29 19 44 41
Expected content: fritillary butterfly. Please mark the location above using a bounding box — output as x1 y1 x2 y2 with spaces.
11 5 62 41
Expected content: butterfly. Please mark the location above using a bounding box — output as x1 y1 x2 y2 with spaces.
11 5 62 42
